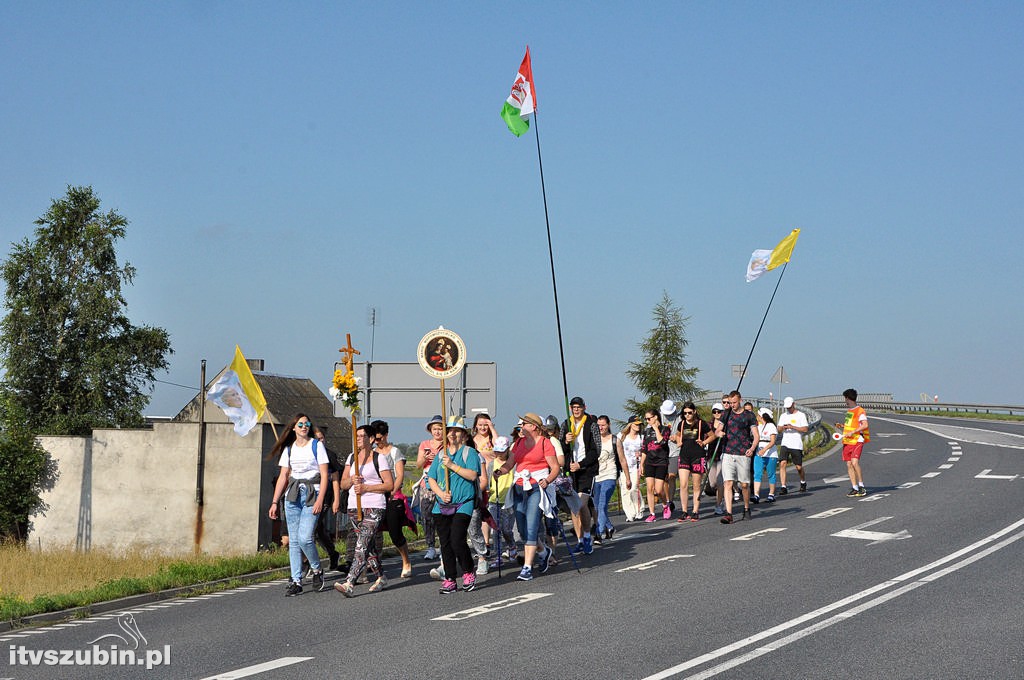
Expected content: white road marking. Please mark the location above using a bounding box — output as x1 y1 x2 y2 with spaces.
615 555 693 573
897 482 921 489
857 493 890 502
200 657 313 679
921 472 941 478
975 469 1019 481
730 528 786 541
807 507 852 518
823 475 849 484
947 457 960 462
938 464 954 469
642 516 1024 679
431 593 552 621
831 516 910 544
874 448 915 455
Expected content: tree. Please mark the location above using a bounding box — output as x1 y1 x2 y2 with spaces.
0 400 58 540
0 185 173 435
623 291 700 418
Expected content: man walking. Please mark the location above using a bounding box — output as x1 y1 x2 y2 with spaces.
719 391 758 523
777 397 808 494
838 388 870 496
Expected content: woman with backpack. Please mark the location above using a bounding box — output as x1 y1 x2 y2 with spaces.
268 413 331 597
674 402 717 522
335 424 394 597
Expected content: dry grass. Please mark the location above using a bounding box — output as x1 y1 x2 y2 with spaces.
0 542 289 621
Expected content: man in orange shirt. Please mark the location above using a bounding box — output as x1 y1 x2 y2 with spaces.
837 388 870 496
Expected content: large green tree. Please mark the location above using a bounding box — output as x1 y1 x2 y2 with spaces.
0 185 173 435
623 291 700 418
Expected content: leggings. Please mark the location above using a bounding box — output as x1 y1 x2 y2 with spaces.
419 484 437 549
345 508 384 584
434 511 473 580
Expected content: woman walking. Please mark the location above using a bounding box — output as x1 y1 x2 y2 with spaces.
427 416 482 594
618 416 646 521
268 414 330 596
675 402 716 521
594 415 629 540
372 420 413 578
641 410 672 522
416 415 445 560
335 424 394 597
495 412 559 581
752 408 779 503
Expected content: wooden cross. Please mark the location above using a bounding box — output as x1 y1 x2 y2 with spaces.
339 333 361 372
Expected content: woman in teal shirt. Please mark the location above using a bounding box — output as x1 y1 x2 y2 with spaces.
427 416 481 594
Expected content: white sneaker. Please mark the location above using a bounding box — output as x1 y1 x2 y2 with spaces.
424 547 437 560
429 565 445 581
714 504 724 516
476 557 489 575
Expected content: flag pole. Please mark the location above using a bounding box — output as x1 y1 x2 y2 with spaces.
531 109 572 422
735 262 789 394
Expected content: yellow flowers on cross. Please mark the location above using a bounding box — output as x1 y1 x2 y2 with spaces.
329 368 361 411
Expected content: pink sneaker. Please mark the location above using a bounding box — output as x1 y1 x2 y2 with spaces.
662 504 671 520
461 572 477 592
644 513 656 523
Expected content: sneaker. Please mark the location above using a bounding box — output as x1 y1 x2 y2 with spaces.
799 482 807 492
662 504 672 520
856 487 868 497
333 580 354 598
311 570 325 592
285 581 302 597
424 547 437 560
766 494 776 503
516 566 533 581
476 557 489 576
368 575 388 593
489 556 503 569
462 572 477 592
644 513 657 523
539 545 553 573
677 511 690 523
581 536 594 555
714 504 724 516
607 527 615 540
439 578 457 594
720 514 733 524
742 508 751 520
779 486 788 496
669 501 676 512
846 488 860 497
751 494 760 504
689 511 699 522
429 566 445 581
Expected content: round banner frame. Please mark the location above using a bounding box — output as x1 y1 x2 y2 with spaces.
417 327 467 380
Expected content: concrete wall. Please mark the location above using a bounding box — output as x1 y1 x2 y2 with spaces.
30 422 267 556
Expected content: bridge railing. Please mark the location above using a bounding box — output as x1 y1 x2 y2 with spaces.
800 394 1023 416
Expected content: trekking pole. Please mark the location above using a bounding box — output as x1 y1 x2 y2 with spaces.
699 439 723 501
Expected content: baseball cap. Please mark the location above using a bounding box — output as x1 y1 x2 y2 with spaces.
783 397 794 408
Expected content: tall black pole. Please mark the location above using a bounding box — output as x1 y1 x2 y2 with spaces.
735 262 789 394
532 110 571 420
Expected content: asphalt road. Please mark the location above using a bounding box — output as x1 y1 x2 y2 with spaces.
3 413 1022 680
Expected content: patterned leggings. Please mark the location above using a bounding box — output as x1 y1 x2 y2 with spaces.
346 508 384 584
419 485 437 549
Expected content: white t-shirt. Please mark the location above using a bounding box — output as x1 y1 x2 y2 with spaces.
665 414 681 457
595 436 618 483
347 453 390 510
758 423 779 459
278 440 329 481
619 433 642 469
778 410 809 450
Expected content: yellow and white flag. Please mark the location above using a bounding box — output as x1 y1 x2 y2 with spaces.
746 229 801 282
207 346 268 436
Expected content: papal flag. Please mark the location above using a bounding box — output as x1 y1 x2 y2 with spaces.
746 229 801 282
207 345 268 436
500 47 536 137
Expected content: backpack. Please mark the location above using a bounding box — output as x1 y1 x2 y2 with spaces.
339 451 389 511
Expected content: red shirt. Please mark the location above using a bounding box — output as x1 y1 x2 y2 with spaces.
511 436 554 484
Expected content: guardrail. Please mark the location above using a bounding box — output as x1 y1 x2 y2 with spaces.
800 394 1023 416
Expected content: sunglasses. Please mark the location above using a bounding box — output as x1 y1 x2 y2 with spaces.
683 410 695 415
296 422 312 428
712 409 722 414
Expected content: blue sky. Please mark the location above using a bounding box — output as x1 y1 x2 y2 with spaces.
2 2 1022 441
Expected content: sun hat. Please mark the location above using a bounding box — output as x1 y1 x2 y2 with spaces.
660 400 679 418
493 436 510 453
425 414 444 432
445 415 469 434
758 407 773 419
518 413 545 430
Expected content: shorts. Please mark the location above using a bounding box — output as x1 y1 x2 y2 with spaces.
679 448 705 473
721 453 751 484
644 463 668 481
842 443 864 461
667 455 680 474
779 446 803 465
